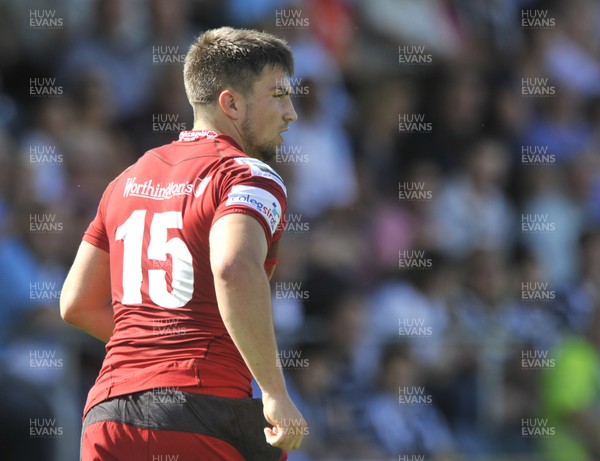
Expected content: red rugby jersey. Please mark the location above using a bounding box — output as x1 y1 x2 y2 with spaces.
82 131 287 416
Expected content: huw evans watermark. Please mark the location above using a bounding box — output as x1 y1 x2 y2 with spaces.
275 145 310 164
29 213 63 233
275 9 309 28
277 214 310 234
30 350 63 369
521 214 555 233
399 318 432 336
29 145 63 165
29 9 63 28
521 145 555 165
276 349 309 369
398 45 432 65
151 455 180 461
521 418 555 438
275 282 309 300
521 9 555 29
399 250 432 269
522 77 556 97
152 45 186 65
399 386 433 405
152 319 187 336
30 281 61 302
521 213 556 233
151 388 187 405
398 181 432 201
275 418 309 437
29 78 63 97
30 418 63 438
276 77 310 97
521 282 555 301
152 114 187 133
398 114 432 133
398 456 426 461
521 350 555 369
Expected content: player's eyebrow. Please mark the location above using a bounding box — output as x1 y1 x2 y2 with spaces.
272 85 292 95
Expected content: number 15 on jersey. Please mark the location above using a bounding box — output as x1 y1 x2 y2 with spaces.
116 210 194 308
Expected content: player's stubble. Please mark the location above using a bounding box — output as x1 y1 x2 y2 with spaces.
240 102 283 162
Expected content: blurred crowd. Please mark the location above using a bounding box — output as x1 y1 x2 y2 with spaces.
2 0 600 460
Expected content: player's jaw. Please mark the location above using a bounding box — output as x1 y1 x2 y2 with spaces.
240 117 288 162
255 134 283 162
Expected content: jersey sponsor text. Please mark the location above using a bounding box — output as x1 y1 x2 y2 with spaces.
123 177 194 200
226 185 282 235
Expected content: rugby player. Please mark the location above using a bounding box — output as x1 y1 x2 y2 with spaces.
60 27 307 460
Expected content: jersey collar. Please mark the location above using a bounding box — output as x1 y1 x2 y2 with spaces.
178 130 219 142
177 130 244 153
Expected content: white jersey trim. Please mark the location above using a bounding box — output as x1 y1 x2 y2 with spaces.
234 158 287 195
225 185 283 235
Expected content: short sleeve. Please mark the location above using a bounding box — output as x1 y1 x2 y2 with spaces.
212 157 287 247
82 182 113 253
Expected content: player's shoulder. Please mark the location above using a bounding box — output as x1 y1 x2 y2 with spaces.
221 156 287 196
102 163 137 198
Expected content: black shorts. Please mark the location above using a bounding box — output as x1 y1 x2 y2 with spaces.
81 389 286 461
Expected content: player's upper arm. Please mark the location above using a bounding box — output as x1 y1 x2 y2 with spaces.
209 213 269 280
60 241 111 324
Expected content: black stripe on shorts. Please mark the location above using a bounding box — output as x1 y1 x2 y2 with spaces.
83 389 283 461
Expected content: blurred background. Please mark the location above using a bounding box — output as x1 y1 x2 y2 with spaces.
1 0 600 460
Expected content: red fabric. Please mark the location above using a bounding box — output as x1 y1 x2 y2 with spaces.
81 420 246 461
307 0 356 61
82 132 287 417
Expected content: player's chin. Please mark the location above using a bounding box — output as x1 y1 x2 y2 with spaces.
259 145 278 162
268 138 283 153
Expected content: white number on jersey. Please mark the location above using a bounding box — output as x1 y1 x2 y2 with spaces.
116 210 194 308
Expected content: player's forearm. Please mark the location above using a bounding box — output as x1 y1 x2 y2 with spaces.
60 241 113 342
214 262 287 397
60 300 114 342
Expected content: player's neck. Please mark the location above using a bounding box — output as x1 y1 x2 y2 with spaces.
193 118 247 154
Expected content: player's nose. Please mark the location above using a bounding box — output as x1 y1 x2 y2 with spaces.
284 98 298 123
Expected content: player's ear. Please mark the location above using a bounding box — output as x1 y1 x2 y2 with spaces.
218 89 245 121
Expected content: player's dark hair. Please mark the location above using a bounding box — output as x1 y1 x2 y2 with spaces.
184 27 294 105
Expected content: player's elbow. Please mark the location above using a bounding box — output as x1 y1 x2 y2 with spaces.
211 255 269 306
212 257 260 283
59 298 75 325
59 287 80 325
